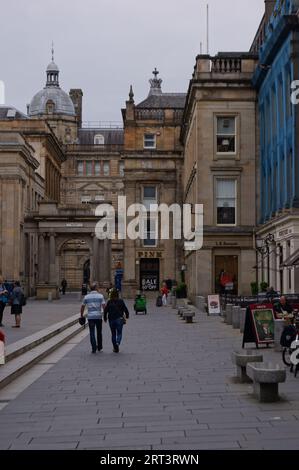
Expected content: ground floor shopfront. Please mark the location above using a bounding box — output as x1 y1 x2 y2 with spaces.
256 214 299 294
185 229 256 303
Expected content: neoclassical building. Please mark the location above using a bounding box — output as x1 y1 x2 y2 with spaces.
0 56 185 298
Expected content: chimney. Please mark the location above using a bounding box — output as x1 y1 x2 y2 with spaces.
264 0 276 24
69 89 83 128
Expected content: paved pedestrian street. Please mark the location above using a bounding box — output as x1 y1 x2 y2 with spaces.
1 301 299 450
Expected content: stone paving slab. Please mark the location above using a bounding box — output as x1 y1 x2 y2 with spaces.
0 293 83 345
0 300 299 450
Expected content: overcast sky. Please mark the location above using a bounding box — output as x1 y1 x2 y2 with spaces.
0 0 264 123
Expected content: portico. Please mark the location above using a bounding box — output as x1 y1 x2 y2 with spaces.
25 202 112 298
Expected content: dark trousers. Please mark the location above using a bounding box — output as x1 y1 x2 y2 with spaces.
109 318 124 347
88 319 103 352
0 302 5 324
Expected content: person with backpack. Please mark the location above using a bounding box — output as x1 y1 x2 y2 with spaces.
11 281 25 328
104 288 129 353
0 276 9 327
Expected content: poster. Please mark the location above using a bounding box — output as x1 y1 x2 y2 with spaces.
208 295 221 315
243 304 275 348
141 276 158 291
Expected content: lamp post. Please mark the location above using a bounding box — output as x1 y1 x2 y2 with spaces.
255 233 275 287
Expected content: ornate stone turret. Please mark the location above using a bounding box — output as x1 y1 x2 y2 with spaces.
148 68 162 96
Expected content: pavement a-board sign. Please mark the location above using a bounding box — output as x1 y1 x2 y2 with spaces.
242 303 275 349
208 294 221 315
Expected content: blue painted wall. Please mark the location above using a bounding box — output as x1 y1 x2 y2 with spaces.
254 0 299 223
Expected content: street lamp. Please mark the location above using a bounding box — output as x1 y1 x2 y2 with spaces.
255 233 275 255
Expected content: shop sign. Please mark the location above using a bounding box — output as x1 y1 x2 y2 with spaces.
138 251 163 259
141 276 158 291
208 295 221 315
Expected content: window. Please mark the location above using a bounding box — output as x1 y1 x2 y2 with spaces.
216 117 236 153
144 134 156 149
119 161 125 177
77 161 84 176
216 179 236 225
95 161 101 176
143 186 157 246
94 134 105 145
103 161 110 176
46 100 55 114
86 161 93 176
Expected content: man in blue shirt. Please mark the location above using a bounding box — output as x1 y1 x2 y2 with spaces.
81 283 105 354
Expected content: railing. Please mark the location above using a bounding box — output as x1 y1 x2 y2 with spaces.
221 293 299 309
81 121 123 129
135 109 184 123
211 57 242 73
65 144 123 153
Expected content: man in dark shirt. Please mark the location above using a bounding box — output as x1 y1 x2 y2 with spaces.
274 296 293 316
104 289 129 353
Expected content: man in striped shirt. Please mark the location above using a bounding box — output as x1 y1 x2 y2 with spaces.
81 283 106 354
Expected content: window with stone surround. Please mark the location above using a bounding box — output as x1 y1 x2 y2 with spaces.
143 186 157 246
103 161 110 176
216 117 236 154
144 133 156 149
77 161 84 176
216 179 236 225
94 134 105 145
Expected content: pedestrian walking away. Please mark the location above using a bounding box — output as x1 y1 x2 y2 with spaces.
11 281 25 328
104 288 129 353
61 278 67 295
81 282 105 354
0 276 9 327
161 283 169 307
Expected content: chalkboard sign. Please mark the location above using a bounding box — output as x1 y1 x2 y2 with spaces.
242 304 275 349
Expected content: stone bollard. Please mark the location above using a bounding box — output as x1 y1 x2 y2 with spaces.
232 350 263 383
274 320 285 352
225 304 233 325
232 306 241 329
48 292 53 302
240 308 247 334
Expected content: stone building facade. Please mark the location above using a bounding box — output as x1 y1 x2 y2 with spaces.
121 72 185 297
181 53 258 301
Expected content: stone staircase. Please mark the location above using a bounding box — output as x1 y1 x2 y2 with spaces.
0 314 85 389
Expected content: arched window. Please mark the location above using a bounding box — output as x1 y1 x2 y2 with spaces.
46 100 55 114
94 134 105 145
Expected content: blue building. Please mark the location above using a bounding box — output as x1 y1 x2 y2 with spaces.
252 0 299 293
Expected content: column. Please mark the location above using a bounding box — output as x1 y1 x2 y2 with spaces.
92 234 98 283
38 234 45 283
269 243 276 288
104 238 111 283
282 241 289 294
49 233 56 284
99 240 105 283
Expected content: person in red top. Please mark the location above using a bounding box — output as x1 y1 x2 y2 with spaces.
161 284 169 307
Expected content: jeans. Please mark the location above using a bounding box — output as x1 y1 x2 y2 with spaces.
109 318 124 347
0 302 5 324
88 319 103 352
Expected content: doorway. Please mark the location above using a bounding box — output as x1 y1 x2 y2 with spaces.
140 258 160 291
215 255 238 295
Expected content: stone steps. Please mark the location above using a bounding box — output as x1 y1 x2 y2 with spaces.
0 314 84 390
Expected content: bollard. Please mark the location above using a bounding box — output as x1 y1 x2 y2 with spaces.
48 292 53 302
232 306 241 329
225 304 233 325
240 308 247 334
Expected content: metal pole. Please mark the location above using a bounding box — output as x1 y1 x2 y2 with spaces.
207 4 209 54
